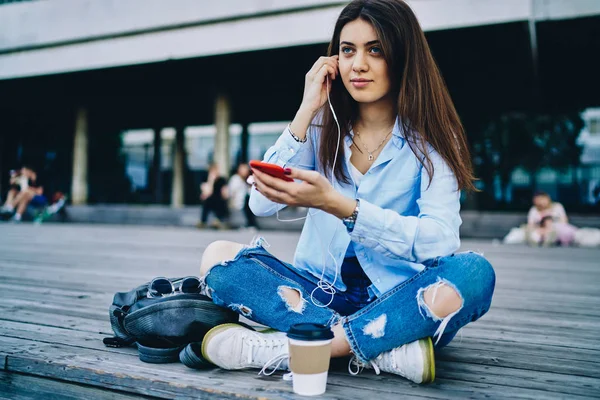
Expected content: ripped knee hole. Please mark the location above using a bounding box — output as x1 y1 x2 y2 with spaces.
420 280 463 319
278 286 305 314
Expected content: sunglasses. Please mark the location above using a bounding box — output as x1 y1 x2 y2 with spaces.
147 276 202 298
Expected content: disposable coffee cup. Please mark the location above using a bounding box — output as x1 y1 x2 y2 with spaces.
287 323 334 396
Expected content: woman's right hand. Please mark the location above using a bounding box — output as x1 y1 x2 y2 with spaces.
299 56 339 116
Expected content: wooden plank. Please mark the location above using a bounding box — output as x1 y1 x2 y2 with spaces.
0 298 109 319
0 284 111 308
437 345 600 379
478 310 600 331
444 336 600 363
0 308 111 335
435 361 600 398
455 323 600 350
329 376 591 400
0 276 136 295
490 294 600 317
0 320 134 357
0 371 152 400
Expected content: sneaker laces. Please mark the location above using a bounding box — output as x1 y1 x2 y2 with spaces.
258 353 289 377
241 332 288 376
348 342 413 376
348 355 380 375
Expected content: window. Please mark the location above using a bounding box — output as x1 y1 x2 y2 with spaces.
248 121 289 162
121 130 154 191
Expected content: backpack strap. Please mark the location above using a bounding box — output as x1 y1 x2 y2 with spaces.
104 306 134 347
112 306 130 333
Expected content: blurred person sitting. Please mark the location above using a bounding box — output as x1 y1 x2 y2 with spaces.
1 167 29 213
526 191 577 246
228 163 259 230
1 166 47 222
197 163 229 229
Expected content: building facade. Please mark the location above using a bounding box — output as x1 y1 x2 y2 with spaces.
1 0 599 210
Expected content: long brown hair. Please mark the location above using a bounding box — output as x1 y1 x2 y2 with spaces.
319 0 476 191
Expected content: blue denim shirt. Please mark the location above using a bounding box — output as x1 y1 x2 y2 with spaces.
249 118 461 298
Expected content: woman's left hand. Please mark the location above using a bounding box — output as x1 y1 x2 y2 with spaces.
252 167 334 210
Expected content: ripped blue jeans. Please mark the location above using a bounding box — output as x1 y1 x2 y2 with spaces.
202 240 495 363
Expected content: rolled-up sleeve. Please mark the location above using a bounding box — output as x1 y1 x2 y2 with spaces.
249 125 317 217
350 150 461 263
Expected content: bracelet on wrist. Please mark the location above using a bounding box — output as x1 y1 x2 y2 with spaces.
342 199 360 233
288 124 308 143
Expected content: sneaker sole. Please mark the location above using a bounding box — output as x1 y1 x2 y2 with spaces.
420 337 435 383
201 323 243 365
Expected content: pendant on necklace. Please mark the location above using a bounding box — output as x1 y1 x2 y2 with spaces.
368 154 374 161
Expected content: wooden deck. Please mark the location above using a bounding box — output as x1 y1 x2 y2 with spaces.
1 223 599 399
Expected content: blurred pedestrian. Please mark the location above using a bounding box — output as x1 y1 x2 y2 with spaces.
526 191 577 246
198 163 229 229
228 163 259 230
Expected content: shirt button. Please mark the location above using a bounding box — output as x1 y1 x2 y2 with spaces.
359 237 365 243
376 279 381 283
289 148 295 153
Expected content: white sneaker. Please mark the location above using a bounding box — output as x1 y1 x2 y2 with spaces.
349 337 435 384
202 324 289 372
0 205 14 213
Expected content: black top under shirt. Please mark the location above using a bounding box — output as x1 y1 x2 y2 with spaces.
28 175 44 194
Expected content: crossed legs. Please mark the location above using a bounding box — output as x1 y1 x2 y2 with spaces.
199 240 463 359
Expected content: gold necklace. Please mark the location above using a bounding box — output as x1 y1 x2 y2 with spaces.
354 129 392 161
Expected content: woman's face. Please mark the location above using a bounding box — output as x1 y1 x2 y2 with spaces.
338 18 392 104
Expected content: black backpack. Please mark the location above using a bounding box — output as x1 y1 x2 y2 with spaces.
103 276 238 368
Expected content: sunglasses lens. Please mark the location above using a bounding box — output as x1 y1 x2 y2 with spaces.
150 278 172 296
180 277 201 293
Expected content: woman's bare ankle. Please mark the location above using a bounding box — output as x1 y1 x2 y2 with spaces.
330 323 351 357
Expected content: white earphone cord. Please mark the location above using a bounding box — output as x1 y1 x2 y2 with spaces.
275 75 341 308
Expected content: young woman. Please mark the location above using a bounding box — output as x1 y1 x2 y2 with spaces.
197 0 495 384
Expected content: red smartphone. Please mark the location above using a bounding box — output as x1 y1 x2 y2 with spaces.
249 160 294 182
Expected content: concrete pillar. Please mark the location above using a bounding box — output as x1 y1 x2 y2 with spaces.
171 127 185 208
71 107 88 205
153 128 163 203
214 93 231 177
528 0 540 108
